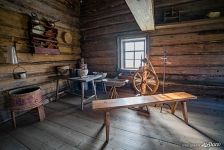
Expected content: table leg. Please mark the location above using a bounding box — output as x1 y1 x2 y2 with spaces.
81 82 85 111
108 86 113 98
110 87 115 99
113 87 118 98
104 111 110 142
92 80 97 99
11 111 16 128
67 79 71 89
103 82 107 94
180 101 188 124
55 79 59 101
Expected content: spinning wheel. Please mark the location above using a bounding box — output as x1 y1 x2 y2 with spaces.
130 57 159 114
133 69 159 95
132 58 159 95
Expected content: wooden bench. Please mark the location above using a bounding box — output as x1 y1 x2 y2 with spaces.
92 92 197 142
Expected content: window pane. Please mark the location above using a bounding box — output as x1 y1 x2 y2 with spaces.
125 42 134 51
125 52 134 59
135 51 144 59
135 41 144 50
135 59 142 68
125 60 134 68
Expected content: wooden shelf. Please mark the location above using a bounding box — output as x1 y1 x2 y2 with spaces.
31 20 55 29
156 17 224 29
30 17 60 55
30 32 56 38
32 37 58 43
34 47 60 55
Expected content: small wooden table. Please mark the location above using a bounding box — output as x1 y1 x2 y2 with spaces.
50 75 102 111
49 75 70 101
92 92 197 142
68 75 102 110
103 79 129 99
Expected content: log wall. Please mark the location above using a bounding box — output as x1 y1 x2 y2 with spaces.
81 0 224 97
0 0 80 122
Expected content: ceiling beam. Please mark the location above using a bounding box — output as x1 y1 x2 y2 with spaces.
125 0 155 31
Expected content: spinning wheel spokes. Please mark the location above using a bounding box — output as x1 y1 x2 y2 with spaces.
133 69 159 95
146 84 153 92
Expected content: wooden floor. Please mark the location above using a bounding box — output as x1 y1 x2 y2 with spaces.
0 92 224 150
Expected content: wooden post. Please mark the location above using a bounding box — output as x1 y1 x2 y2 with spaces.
104 111 110 142
180 101 188 124
171 102 178 114
11 111 16 128
37 105 45 121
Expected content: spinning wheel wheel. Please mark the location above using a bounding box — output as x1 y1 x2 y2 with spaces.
130 57 159 114
133 69 159 95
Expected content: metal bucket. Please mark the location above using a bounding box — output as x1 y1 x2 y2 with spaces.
13 66 27 79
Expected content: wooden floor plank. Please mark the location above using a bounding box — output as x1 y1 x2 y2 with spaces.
32 120 120 150
0 94 223 150
0 133 29 150
45 106 191 150
60 105 214 147
7 125 78 150
51 96 224 147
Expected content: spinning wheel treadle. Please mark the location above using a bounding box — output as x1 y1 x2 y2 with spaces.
133 69 159 95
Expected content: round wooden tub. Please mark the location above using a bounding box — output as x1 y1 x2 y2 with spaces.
9 86 43 111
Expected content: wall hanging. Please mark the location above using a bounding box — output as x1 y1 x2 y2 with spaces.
29 13 60 55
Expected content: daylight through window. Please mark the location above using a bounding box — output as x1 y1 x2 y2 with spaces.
119 37 146 70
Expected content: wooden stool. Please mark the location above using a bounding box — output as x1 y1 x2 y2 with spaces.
104 78 129 99
8 86 45 128
11 104 45 128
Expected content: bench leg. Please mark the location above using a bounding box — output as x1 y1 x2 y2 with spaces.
11 111 16 128
104 111 110 142
37 105 45 122
171 102 178 114
180 101 188 124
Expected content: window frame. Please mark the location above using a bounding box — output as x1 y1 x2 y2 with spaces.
117 35 149 71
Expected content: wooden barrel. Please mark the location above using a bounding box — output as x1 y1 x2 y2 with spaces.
9 86 43 111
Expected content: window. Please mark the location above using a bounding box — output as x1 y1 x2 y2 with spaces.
118 36 147 70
